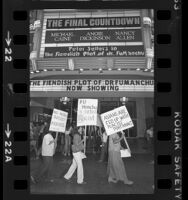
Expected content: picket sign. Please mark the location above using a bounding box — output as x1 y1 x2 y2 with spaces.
77 99 98 126
77 99 98 154
49 108 68 133
100 105 134 136
49 108 68 153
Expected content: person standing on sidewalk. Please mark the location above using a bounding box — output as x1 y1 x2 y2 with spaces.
37 121 49 159
146 126 154 164
31 131 56 183
107 132 133 185
30 122 38 160
64 127 86 184
63 124 72 156
98 128 108 162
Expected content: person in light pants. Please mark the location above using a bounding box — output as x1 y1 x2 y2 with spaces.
64 151 84 183
64 128 86 184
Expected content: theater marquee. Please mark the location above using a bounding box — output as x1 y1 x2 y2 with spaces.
45 29 142 43
30 79 154 92
44 45 145 58
46 17 141 29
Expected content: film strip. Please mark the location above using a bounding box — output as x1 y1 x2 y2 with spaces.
3 0 182 199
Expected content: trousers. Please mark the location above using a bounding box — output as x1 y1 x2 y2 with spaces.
34 156 53 182
100 142 108 161
64 152 84 184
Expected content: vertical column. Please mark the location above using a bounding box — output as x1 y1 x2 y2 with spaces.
136 98 146 138
141 9 154 69
30 10 43 71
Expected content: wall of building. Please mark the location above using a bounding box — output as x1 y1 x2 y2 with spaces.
144 97 154 129
136 98 146 137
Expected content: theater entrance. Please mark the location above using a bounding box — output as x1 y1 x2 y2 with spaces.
30 96 153 153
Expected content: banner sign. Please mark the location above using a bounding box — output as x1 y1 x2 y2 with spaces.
46 17 141 29
45 29 142 43
49 108 68 133
100 106 134 135
77 99 98 126
30 79 154 92
44 45 145 58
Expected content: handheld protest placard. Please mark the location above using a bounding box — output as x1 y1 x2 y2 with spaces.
77 99 98 127
49 108 68 133
101 105 134 136
77 99 98 154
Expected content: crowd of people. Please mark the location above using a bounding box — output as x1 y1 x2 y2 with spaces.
30 121 134 185
30 122 107 160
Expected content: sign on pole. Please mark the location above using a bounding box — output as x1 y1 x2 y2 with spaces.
100 106 134 136
49 108 68 133
77 99 98 126
96 114 103 127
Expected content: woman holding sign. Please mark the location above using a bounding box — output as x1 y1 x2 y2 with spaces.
64 127 86 184
107 132 133 185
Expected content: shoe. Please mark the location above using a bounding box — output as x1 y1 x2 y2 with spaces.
64 177 72 183
108 177 117 183
78 181 87 185
108 180 117 184
124 180 134 185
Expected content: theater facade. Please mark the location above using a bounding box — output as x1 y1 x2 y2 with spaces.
30 9 154 148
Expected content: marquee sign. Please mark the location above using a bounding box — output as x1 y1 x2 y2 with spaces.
44 45 145 58
46 17 141 29
45 29 142 43
30 79 154 92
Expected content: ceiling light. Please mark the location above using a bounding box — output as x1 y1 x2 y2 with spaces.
30 71 34 74
61 68 65 71
136 68 140 71
108 68 112 71
117 68 121 71
36 70 40 73
43 69 47 72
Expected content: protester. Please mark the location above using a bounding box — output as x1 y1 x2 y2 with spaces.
146 126 154 164
95 127 102 154
98 127 108 162
91 126 97 154
33 123 40 159
30 122 38 160
107 132 133 185
60 133 65 155
64 127 86 184
31 130 56 183
37 121 49 158
63 124 72 156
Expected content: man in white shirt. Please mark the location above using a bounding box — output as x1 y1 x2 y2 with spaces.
31 131 56 183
